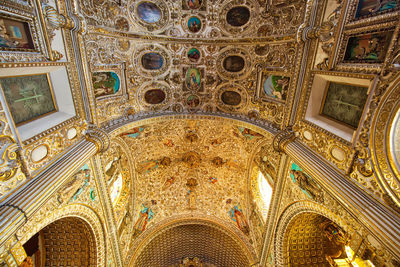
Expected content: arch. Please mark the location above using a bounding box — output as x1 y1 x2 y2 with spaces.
370 73 400 207
104 112 279 138
274 201 349 266
18 204 106 267
127 214 257 266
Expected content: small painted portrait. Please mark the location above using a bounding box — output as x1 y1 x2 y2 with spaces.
221 90 241 106
229 205 250 235
185 68 201 90
0 74 57 125
187 48 201 62
320 82 368 129
262 74 290 101
223 56 245 72
0 16 34 50
356 0 398 17
344 31 393 63
137 2 161 23
188 16 201 33
144 89 166 104
92 71 120 98
186 94 200 108
290 162 324 203
141 52 164 70
226 6 250 27
187 0 202 9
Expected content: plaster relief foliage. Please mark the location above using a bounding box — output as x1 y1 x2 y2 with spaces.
118 119 273 242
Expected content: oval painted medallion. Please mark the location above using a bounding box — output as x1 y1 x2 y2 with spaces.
141 52 164 70
188 16 201 33
226 6 250 27
223 55 245 72
221 91 242 106
137 2 161 23
144 89 166 104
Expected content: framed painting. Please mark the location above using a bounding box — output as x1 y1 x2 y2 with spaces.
256 71 290 103
320 82 369 129
0 15 35 51
91 62 127 100
355 0 399 18
0 74 58 126
343 31 393 63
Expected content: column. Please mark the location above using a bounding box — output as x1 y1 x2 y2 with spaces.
273 129 400 257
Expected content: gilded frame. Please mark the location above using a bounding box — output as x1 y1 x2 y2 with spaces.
255 69 291 104
0 73 58 127
91 62 128 102
0 12 37 52
319 81 369 130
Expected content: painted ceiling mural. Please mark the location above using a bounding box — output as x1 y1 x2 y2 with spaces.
114 119 271 253
82 0 304 127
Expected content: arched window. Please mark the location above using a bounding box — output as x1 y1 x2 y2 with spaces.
258 171 273 218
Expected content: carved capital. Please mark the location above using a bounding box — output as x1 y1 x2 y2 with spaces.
85 126 110 154
272 128 296 153
42 3 86 34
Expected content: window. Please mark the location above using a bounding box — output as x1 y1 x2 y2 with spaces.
258 171 272 218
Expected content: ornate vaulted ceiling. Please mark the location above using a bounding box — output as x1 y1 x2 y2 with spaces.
81 0 306 127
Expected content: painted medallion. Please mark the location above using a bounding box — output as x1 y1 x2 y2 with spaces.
144 89 166 104
223 56 245 72
221 91 241 106
141 52 164 70
188 16 201 33
186 0 202 9
137 2 161 23
186 94 200 108
226 6 250 27
187 48 201 62
185 68 201 90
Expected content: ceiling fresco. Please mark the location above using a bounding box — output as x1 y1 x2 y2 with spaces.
81 0 305 127
116 119 271 238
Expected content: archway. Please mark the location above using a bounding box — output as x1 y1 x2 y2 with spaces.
20 217 97 266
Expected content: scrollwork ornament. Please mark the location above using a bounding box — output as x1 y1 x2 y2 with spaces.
0 135 21 182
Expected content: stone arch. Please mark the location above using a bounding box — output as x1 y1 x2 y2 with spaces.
18 204 106 266
127 214 257 266
274 201 349 266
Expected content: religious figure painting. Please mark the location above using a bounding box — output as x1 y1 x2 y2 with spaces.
226 6 250 27
92 71 120 98
290 163 324 203
133 204 154 234
343 31 393 63
141 52 164 70
187 48 201 62
187 16 201 33
320 82 369 129
355 0 398 17
0 74 57 125
137 2 161 23
186 0 202 9
259 73 290 102
185 68 201 90
229 205 250 235
0 16 34 51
